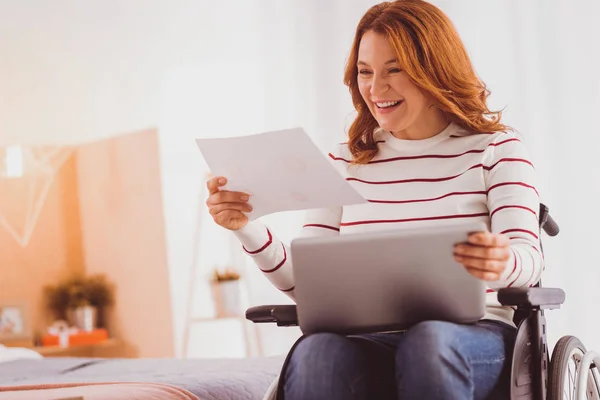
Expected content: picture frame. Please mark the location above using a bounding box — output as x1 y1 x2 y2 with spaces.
0 301 32 342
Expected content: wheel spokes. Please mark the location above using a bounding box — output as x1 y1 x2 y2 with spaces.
564 349 584 400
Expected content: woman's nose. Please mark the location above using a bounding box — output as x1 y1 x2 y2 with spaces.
370 75 389 96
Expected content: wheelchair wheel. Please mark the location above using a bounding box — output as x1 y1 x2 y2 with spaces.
548 336 600 400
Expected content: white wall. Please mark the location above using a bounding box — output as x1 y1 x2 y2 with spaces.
0 0 173 146
1 0 599 357
158 0 600 356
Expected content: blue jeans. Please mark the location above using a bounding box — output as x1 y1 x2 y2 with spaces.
283 320 516 400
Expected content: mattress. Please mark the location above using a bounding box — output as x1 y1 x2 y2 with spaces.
0 356 284 399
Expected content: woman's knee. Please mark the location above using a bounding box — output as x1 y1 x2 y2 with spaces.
284 333 370 399
287 333 358 374
396 321 462 367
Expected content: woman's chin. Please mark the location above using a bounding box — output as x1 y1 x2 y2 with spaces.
377 119 402 133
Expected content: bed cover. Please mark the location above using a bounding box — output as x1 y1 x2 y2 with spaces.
0 355 284 400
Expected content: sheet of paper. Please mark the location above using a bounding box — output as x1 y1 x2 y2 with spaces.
196 127 367 219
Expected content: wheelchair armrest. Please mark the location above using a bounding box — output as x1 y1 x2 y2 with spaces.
245 305 298 327
497 287 565 310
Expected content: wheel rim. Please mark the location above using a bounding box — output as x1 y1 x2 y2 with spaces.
563 347 585 400
591 366 600 400
562 348 600 400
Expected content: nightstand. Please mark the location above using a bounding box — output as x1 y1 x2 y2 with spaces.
35 338 122 358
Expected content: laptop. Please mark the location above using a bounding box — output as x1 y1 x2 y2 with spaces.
290 221 488 335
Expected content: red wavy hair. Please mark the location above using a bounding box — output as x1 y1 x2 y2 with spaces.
344 0 510 164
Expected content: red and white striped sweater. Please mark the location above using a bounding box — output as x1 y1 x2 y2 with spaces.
234 122 543 326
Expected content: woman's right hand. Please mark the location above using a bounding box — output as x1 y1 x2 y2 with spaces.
206 176 252 231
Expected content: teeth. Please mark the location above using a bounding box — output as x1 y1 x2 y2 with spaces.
376 101 401 108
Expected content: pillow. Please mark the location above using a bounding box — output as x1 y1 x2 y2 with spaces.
0 344 43 363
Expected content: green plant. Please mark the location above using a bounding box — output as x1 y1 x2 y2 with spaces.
43 273 115 318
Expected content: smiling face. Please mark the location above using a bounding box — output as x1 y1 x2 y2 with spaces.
357 30 443 139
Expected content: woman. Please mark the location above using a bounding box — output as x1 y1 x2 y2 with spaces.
206 1 542 399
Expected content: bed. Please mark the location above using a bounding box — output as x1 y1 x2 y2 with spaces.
0 346 284 400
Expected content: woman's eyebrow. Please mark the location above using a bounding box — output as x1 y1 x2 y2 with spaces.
357 58 398 66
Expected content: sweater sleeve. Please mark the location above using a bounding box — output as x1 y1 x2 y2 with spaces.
483 132 544 290
231 143 347 299
232 206 342 300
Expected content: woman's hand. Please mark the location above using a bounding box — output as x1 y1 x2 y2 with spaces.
206 176 252 231
453 232 511 281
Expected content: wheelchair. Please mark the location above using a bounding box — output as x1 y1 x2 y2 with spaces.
246 204 600 399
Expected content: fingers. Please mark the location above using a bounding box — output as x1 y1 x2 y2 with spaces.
453 243 510 262
208 202 252 216
454 232 511 281
464 267 502 281
454 253 506 274
206 176 227 195
206 190 250 207
205 176 252 230
467 232 510 247
206 176 250 204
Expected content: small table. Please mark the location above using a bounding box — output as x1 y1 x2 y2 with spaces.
35 338 122 358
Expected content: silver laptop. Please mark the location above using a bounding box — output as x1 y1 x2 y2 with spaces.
290 221 488 335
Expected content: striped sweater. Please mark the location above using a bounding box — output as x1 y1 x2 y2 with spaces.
234 122 543 326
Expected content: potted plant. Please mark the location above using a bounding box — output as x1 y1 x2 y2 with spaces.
211 267 242 318
43 273 115 331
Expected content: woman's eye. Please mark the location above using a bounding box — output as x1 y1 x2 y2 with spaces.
389 68 402 73
358 69 372 75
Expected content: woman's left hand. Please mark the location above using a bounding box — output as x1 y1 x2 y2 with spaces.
453 232 511 281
